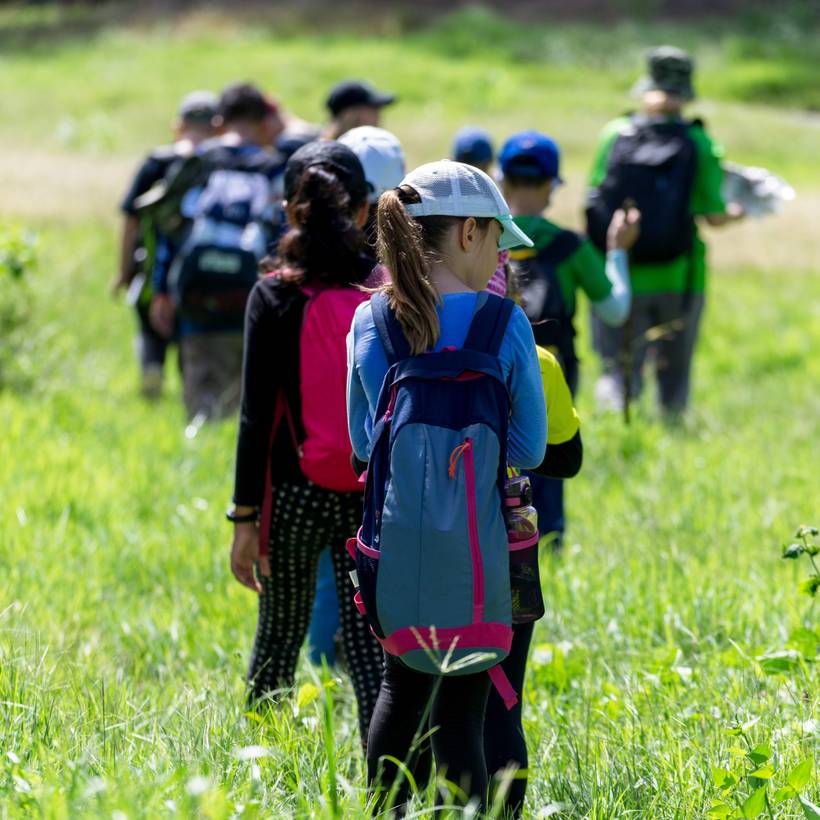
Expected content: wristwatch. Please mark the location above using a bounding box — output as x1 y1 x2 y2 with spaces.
225 507 260 524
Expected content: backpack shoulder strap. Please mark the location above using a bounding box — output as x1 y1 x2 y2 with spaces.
537 230 582 267
370 292 411 365
463 292 515 357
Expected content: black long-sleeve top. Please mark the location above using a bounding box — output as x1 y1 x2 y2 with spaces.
233 277 308 506
233 252 376 506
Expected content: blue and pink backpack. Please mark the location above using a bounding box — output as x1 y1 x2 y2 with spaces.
349 291 519 707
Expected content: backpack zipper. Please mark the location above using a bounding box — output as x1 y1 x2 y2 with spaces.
449 437 484 623
383 384 398 422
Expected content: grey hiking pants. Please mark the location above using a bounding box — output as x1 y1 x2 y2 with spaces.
592 291 705 414
179 331 243 421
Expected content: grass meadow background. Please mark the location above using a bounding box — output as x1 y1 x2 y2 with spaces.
0 3 818 817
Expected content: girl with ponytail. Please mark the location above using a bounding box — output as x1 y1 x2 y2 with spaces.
347 161 547 810
227 141 384 746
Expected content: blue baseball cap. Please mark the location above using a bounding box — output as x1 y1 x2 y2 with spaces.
452 126 494 167
499 130 562 182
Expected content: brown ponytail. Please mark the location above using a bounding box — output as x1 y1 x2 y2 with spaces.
376 187 442 355
376 186 494 354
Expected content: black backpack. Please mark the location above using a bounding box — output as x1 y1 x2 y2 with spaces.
510 230 582 373
585 115 698 264
168 143 285 330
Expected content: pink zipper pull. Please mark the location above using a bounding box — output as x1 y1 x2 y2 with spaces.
383 384 398 422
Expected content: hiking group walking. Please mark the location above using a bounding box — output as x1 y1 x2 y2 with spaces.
114 46 745 814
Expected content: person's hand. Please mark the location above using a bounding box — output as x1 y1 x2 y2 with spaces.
704 202 745 227
607 207 642 252
230 522 270 593
726 201 746 221
149 294 176 339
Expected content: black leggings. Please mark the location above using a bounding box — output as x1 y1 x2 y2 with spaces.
247 481 384 744
367 654 491 810
484 621 534 817
367 622 534 815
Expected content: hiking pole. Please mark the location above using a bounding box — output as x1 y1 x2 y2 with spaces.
622 311 634 426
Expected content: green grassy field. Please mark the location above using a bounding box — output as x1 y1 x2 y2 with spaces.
1 5 818 817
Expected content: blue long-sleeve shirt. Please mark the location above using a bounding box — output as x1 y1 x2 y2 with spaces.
346 292 547 469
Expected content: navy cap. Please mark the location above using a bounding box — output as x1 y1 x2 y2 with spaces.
452 126 494 167
326 80 396 117
284 139 368 204
499 130 562 182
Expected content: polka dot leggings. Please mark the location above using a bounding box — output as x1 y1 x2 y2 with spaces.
247 481 384 744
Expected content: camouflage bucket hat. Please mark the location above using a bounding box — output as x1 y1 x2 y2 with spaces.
632 46 696 101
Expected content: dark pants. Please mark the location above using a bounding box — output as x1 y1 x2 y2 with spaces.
248 481 384 745
526 472 565 545
179 332 243 421
367 623 536 814
136 304 169 370
484 622 535 818
368 655 492 811
593 292 705 414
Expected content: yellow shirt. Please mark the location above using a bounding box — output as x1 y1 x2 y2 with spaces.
538 346 579 444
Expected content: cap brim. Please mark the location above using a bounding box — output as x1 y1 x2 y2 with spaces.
497 215 533 251
370 93 396 108
631 76 695 100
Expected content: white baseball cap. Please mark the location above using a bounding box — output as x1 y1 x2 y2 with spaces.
401 160 533 251
339 126 406 204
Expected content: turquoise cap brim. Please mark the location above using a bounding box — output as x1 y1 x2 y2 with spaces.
497 215 534 251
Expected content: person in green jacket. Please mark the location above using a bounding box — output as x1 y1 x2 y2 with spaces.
499 130 639 546
587 46 744 416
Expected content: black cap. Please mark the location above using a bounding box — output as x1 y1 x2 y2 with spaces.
217 82 271 123
325 80 396 117
284 139 369 204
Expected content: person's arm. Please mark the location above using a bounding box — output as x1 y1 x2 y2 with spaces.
114 155 162 294
505 307 547 469
233 282 292 507
593 249 631 326
533 430 583 478
230 282 300 592
690 124 744 228
703 203 745 227
577 207 640 327
147 234 176 339
346 303 377 463
114 215 140 293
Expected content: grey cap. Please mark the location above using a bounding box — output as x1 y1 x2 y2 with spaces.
178 90 218 123
633 46 695 100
